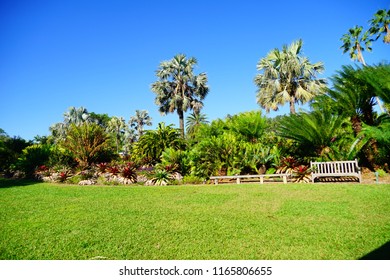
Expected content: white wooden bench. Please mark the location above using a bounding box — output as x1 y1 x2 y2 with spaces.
310 159 362 183
209 173 289 185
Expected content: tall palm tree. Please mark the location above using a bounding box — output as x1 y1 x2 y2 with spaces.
369 9 390 43
254 39 326 114
151 54 209 138
340 26 385 113
340 26 373 66
129 110 152 138
106 116 126 154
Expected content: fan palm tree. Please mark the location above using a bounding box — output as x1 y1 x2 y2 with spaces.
185 112 209 136
106 116 126 154
63 106 92 125
151 54 209 138
340 26 373 66
369 9 390 43
254 39 326 114
129 110 152 139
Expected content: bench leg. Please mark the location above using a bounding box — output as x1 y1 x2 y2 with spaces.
283 175 287 184
214 179 218 185
260 177 263 184
237 178 240 184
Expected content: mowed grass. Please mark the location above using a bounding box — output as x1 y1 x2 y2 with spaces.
1 179 389 260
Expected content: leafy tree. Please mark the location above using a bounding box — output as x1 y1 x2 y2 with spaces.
129 110 152 139
151 54 209 137
15 144 52 176
254 39 326 114
369 9 390 43
60 123 110 169
0 133 31 175
89 112 111 128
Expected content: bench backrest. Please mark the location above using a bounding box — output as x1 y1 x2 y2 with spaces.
310 159 360 175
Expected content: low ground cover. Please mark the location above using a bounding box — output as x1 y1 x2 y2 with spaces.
0 179 389 260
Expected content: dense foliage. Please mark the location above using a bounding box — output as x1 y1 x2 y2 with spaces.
1 9 389 183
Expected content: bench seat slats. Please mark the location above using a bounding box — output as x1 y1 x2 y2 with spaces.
209 174 289 184
310 159 361 183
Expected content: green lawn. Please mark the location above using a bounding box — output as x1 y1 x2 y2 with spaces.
1 179 389 260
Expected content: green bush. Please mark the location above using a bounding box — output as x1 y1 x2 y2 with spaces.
15 144 51 176
182 175 204 185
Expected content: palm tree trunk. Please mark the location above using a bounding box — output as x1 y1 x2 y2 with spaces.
351 115 378 170
351 115 362 136
178 109 185 138
290 95 296 114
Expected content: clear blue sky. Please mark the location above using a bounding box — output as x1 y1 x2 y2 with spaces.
0 0 388 140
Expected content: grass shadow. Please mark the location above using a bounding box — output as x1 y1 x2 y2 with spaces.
359 241 390 260
0 178 41 188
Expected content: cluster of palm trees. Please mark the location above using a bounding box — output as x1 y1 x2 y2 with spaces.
2 8 389 182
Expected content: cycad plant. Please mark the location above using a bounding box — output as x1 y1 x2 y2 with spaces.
135 122 184 164
276 109 348 159
227 111 268 143
60 123 109 169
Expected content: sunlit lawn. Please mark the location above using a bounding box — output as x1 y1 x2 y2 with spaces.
1 179 389 260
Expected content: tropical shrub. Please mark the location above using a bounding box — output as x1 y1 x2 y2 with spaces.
14 144 52 177
134 122 185 164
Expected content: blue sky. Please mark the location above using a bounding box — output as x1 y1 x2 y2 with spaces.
0 0 388 140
